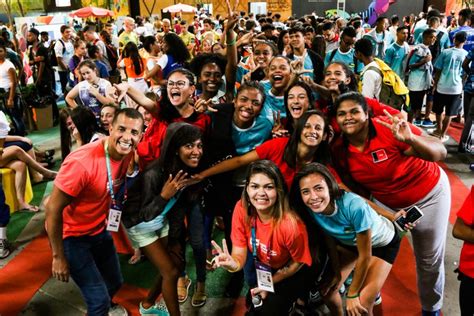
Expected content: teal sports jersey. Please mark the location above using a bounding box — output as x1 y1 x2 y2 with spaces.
232 114 272 155
324 48 363 73
434 47 468 95
261 80 286 123
407 44 433 91
311 192 395 247
384 42 410 80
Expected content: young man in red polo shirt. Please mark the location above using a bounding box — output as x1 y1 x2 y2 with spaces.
45 108 143 316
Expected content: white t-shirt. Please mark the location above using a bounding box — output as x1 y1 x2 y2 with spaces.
0 59 15 90
54 39 74 71
77 78 112 119
361 61 383 100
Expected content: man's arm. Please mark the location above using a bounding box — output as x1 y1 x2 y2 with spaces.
45 186 73 282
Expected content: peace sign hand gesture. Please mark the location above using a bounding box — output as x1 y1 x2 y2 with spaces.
211 239 240 271
376 110 414 143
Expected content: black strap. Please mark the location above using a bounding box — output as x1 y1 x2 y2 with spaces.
57 39 66 54
328 49 337 63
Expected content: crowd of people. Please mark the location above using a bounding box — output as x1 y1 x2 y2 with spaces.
0 1 473 316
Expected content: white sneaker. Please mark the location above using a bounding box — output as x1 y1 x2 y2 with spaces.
109 304 128 316
0 239 11 259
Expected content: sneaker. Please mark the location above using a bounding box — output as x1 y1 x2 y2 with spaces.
374 292 382 305
139 301 169 316
308 290 322 305
421 119 436 128
441 135 450 143
0 239 11 259
413 119 422 126
108 304 128 316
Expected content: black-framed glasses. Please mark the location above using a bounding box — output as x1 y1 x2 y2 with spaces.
167 80 188 89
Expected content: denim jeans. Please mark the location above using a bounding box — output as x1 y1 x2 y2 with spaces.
63 230 123 316
186 202 207 283
58 71 69 94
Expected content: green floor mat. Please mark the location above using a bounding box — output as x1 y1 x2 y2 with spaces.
7 212 35 242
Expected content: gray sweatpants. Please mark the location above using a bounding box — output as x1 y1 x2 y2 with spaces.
376 167 451 312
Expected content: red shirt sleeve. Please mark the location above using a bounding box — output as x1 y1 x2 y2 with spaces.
231 201 250 249
366 97 400 116
255 137 288 160
54 158 88 197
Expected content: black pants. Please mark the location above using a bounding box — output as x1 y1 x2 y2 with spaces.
246 265 310 316
459 271 474 316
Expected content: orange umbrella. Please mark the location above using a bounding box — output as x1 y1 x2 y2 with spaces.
69 6 114 18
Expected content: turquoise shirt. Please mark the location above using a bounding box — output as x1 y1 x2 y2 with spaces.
232 114 272 155
260 80 286 123
384 42 410 80
324 48 363 73
311 192 395 247
434 47 468 94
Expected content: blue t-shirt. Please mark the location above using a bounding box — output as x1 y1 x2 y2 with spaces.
324 48 363 73
415 29 451 51
449 25 474 52
311 192 395 247
464 47 474 94
94 60 109 79
384 42 410 80
260 80 286 123
434 47 468 94
232 114 272 155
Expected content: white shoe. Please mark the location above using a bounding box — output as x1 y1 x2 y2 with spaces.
109 304 128 316
0 239 11 259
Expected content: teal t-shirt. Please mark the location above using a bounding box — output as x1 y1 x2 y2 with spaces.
261 80 286 123
232 114 272 155
384 42 410 80
324 48 363 73
407 44 433 91
434 47 468 94
311 192 395 247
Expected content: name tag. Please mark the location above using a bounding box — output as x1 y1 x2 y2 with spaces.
255 261 274 293
106 207 122 232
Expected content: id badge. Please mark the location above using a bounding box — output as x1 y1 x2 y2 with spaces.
255 261 274 293
106 206 122 232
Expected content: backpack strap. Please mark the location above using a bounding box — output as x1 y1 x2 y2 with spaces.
58 39 66 54
405 48 416 74
328 49 338 63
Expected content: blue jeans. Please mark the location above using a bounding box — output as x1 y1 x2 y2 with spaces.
63 230 123 316
186 203 206 283
0 185 10 226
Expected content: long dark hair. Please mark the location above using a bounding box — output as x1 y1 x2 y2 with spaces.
123 41 143 75
163 32 190 64
289 162 342 273
59 108 72 160
71 106 99 144
283 110 331 169
277 29 289 54
283 80 315 134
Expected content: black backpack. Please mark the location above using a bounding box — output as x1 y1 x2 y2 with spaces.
48 39 65 67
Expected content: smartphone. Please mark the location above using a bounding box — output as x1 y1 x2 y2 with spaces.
394 206 424 231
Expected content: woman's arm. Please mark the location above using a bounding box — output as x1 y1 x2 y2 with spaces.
346 230 371 298
7 68 17 108
198 150 260 179
224 13 239 102
144 64 162 81
272 260 304 284
89 86 115 106
453 218 474 243
65 85 80 108
403 134 447 161
114 82 158 115
211 239 247 272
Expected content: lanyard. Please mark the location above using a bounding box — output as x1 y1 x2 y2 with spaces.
104 141 127 207
250 217 273 264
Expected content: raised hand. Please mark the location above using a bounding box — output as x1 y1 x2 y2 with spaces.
376 110 414 143
211 239 239 271
272 111 289 138
194 98 217 113
160 170 188 200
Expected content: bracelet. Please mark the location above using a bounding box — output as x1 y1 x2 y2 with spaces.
227 259 241 273
226 38 236 47
346 293 360 299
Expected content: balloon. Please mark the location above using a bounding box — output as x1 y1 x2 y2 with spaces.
375 0 390 14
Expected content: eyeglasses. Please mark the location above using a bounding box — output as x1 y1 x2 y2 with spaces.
167 80 188 89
